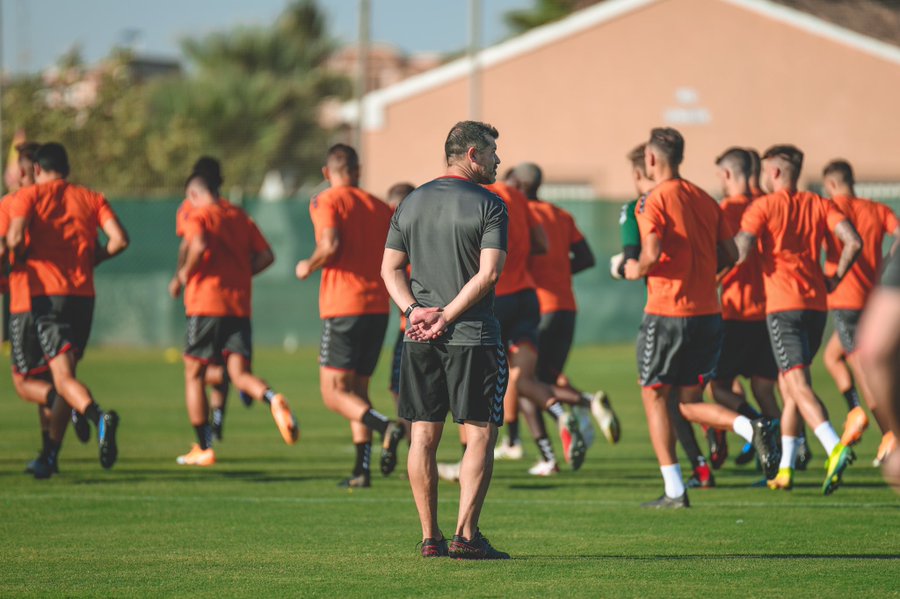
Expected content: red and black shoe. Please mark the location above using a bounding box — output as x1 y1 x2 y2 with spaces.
419 537 449 558
449 531 510 560
706 426 728 470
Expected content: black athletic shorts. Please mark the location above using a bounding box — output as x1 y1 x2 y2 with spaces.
536 310 575 384
319 314 388 377
636 313 723 388
31 295 95 361
766 310 827 373
389 327 404 394
714 319 778 382
398 342 507 426
9 311 48 376
832 309 862 354
494 289 540 349
185 316 252 363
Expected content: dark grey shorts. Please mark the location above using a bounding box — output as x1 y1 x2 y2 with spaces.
714 319 778 382
494 289 540 349
9 311 48 376
766 310 827 373
832 309 862 354
184 316 252 364
636 314 723 388
398 342 507 426
31 295 95 362
536 310 576 384
319 314 388 377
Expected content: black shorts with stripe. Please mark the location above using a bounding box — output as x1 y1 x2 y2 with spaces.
494 289 540 349
536 310 575 384
185 316 252 364
32 295 95 362
9 311 48 376
766 310 827 373
319 314 389 377
832 309 862 354
398 342 507 427
636 313 723 388
714 319 778 382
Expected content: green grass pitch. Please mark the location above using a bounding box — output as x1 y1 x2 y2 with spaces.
1 344 898 597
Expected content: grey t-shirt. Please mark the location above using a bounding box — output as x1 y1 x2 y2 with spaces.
385 176 508 346
881 251 900 289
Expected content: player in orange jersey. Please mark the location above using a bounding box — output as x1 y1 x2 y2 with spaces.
296 144 404 488
736 145 862 494
173 166 298 466
7 143 129 478
820 159 899 464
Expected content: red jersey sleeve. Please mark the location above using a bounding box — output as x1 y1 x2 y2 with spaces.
570 214 585 244
740 198 766 237
95 193 115 226
181 210 205 242
824 199 847 233
0 196 11 236
881 204 900 235
309 191 338 234
635 193 665 239
175 200 191 238
7 187 35 220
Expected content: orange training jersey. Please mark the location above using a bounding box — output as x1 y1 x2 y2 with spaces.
527 200 584 313
182 201 270 318
309 185 392 319
486 183 536 297
740 190 847 314
0 194 30 313
825 196 899 310
719 195 766 321
8 179 116 298
635 178 732 317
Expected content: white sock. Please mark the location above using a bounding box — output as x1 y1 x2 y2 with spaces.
660 463 685 498
814 422 840 455
732 415 754 443
779 436 798 469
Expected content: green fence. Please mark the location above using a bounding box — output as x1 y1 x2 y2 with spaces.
91 197 900 348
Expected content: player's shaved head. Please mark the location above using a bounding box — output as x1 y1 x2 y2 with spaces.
512 162 542 196
444 121 499 164
627 144 648 176
648 128 684 167
35 142 70 177
762 144 804 182
326 143 359 174
746 148 761 179
386 182 415 208
823 159 854 186
715 147 751 178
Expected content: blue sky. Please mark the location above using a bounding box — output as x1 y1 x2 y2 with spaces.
0 0 533 73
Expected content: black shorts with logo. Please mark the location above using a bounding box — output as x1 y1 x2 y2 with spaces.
319 314 389 377
494 289 540 349
399 342 507 426
9 311 48 376
714 319 778 382
636 314 723 388
766 310 827 373
389 327 404 394
185 316 252 363
536 310 576 384
31 295 95 361
832 309 862 354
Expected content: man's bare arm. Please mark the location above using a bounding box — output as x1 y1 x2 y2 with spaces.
624 233 661 280
177 234 207 285
296 228 339 280
733 231 756 265
95 216 130 266
826 220 863 291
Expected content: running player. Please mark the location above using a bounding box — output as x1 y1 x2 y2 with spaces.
174 168 297 466
169 157 235 442
625 128 778 508
735 145 863 494
820 159 899 464
710 148 781 471
382 119 509 559
613 143 714 489
296 144 403 488
6 142 129 477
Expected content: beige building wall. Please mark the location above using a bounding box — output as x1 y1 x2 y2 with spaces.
358 0 900 200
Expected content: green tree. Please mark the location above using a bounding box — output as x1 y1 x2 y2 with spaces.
505 0 598 34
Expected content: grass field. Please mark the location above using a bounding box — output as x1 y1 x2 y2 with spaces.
1 344 898 598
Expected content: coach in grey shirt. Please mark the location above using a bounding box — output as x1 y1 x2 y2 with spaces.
382 121 510 559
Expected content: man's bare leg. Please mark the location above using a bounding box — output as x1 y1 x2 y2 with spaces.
408 421 444 540
456 421 497 540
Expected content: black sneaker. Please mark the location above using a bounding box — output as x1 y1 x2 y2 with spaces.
707 427 728 470
419 537 449 558
735 442 756 466
380 421 405 476
98 411 119 469
751 418 779 480
25 450 44 474
640 492 690 509
449 531 510 560
72 410 90 444
32 452 59 480
338 472 371 488
795 436 811 471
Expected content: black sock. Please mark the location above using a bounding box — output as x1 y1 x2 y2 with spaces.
547 403 565 421
507 420 520 444
843 388 861 411
212 408 225 428
354 442 372 476
41 431 51 453
461 443 467 458
737 402 761 420
669 399 704 469
84 403 102 426
194 424 212 450
45 389 61 409
263 389 277 405
536 436 556 463
362 409 389 435
46 439 61 462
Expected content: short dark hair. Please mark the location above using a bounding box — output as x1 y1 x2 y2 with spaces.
192 156 223 189
387 182 415 204
16 142 41 166
715 147 751 178
823 159 854 186
745 148 761 179
444 121 499 163
35 142 70 177
762 144 804 180
627 143 647 175
648 128 684 167
326 143 359 172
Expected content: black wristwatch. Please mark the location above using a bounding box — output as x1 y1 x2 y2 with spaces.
404 302 421 319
